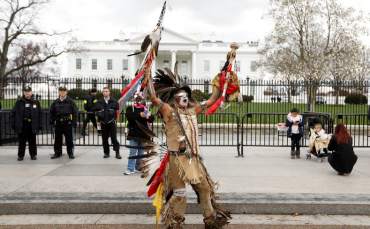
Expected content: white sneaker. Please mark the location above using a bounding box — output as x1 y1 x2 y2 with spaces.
123 170 135 175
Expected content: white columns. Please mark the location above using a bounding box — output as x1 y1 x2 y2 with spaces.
171 51 177 72
192 51 197 79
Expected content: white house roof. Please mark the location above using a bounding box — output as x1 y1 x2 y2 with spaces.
129 28 198 45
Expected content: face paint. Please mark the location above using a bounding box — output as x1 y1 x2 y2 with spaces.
175 91 189 108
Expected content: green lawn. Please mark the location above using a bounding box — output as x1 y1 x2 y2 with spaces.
1 99 368 125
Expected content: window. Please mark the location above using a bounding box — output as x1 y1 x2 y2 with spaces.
250 61 257 72
107 59 113 70
203 60 210 72
235 60 241 72
92 59 97 70
163 60 170 68
76 58 82 70
181 61 188 75
122 59 128 70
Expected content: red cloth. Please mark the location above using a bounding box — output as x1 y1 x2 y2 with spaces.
147 152 170 197
218 69 239 95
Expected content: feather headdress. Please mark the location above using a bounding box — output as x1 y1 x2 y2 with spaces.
153 67 193 103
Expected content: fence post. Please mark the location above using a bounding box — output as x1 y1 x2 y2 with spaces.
204 80 209 95
47 75 51 108
236 114 242 158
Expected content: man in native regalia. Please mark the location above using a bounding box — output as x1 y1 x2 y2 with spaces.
145 66 231 229
125 42 238 229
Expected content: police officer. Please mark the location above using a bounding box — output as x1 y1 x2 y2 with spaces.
94 86 121 159
81 88 99 136
50 86 78 159
11 86 42 161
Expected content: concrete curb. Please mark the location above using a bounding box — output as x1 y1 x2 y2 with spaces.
1 192 369 215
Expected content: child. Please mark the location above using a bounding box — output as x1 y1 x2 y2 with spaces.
308 121 330 158
286 108 304 159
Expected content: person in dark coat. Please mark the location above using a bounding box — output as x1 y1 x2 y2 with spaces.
328 124 358 175
124 91 154 175
81 88 99 136
286 108 304 159
94 87 121 159
50 86 78 159
11 86 42 161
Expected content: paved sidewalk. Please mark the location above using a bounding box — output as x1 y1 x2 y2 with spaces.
0 146 369 195
0 146 369 215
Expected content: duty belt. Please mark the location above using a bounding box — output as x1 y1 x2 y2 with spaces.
57 116 72 122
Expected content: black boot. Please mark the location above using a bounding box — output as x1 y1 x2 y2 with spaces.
115 151 122 159
103 154 110 158
51 154 61 159
68 154 75 159
290 149 295 159
295 149 301 159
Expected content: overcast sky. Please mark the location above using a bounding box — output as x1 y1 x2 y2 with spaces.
37 0 370 43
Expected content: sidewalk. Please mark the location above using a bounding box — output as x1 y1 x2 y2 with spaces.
0 146 369 215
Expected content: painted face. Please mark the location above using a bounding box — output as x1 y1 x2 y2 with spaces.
175 91 189 108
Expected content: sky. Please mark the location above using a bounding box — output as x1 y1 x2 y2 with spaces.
37 0 370 43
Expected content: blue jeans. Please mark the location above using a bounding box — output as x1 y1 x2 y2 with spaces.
127 139 144 172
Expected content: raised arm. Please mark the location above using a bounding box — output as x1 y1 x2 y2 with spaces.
146 68 172 119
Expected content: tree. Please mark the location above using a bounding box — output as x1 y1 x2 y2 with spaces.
259 0 367 111
0 0 68 98
9 42 43 86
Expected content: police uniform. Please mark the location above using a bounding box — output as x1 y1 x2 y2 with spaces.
81 91 98 135
50 90 78 159
94 97 121 159
11 87 42 161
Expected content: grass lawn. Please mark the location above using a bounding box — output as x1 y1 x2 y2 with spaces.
1 99 368 125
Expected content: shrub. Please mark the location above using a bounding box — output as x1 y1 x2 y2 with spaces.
242 95 254 103
192 89 208 102
344 94 368 105
110 89 122 100
68 89 89 100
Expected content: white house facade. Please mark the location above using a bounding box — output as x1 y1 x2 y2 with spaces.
66 28 264 80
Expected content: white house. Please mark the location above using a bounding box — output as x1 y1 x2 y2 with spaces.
66 28 264 80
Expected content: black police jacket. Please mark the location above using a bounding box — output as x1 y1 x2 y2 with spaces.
125 105 154 141
11 97 42 134
50 97 78 125
94 98 119 124
83 95 98 112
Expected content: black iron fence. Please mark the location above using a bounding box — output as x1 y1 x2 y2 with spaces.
1 77 369 117
1 110 369 156
1 77 369 154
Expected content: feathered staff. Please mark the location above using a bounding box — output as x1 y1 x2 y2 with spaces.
206 42 240 115
118 1 167 113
